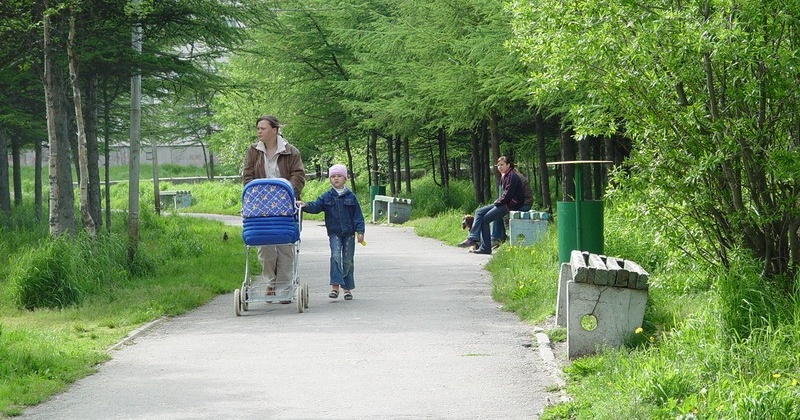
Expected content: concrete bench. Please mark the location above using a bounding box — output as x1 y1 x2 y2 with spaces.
159 190 192 209
372 195 412 224
508 211 550 246
556 250 649 359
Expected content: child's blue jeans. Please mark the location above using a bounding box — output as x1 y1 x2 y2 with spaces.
328 234 356 290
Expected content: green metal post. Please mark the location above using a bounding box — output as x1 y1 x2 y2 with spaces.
574 164 583 251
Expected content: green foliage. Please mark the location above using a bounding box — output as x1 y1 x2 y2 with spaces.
0 325 104 416
487 227 559 322
6 230 142 310
159 179 243 216
404 178 800 419
407 175 477 217
8 237 86 309
715 252 796 340
409 210 470 246
536 211 800 419
508 0 800 283
0 197 244 414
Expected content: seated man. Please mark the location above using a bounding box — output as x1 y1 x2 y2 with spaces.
457 156 527 255
490 171 533 248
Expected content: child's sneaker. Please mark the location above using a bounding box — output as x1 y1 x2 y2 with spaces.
343 291 353 300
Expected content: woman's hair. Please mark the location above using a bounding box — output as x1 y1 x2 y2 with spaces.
497 155 514 168
255 115 281 129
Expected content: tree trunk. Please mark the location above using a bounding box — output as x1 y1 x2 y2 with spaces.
395 133 402 193
578 137 591 200
68 12 96 238
386 135 395 195
129 15 143 263
208 149 216 180
102 81 112 232
83 74 102 231
11 136 21 206
480 122 491 201
560 126 575 201
437 128 448 190
489 113 500 195
592 137 603 199
345 134 355 193
369 131 378 187
0 131 9 215
403 136 411 194
34 138 42 220
470 130 482 203
43 2 76 236
535 110 551 213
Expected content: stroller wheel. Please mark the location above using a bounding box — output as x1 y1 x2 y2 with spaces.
302 283 309 309
296 286 305 313
234 289 242 317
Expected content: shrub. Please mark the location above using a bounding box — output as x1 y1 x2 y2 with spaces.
408 176 477 217
8 237 85 309
6 228 147 310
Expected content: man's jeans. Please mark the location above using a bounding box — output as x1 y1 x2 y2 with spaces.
491 205 531 242
467 204 509 253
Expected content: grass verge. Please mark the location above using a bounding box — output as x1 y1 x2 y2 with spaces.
0 212 242 417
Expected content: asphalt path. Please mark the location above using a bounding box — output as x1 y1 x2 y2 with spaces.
19 214 562 419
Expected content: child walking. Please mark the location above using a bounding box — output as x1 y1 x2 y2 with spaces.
297 164 365 300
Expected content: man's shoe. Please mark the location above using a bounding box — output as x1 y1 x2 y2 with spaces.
469 249 491 255
457 239 478 248
491 240 502 249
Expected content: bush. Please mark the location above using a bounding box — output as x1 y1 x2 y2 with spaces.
6 228 148 310
408 176 477 217
8 237 85 309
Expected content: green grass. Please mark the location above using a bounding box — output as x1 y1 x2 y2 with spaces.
0 207 242 417
411 200 800 419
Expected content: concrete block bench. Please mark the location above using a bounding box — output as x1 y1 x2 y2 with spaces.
556 250 649 359
508 211 550 246
372 195 412 224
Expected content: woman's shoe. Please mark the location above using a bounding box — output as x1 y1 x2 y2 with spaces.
457 239 478 248
328 289 339 299
343 291 353 300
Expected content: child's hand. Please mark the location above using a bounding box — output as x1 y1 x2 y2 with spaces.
295 200 305 207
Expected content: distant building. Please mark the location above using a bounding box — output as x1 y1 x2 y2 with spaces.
12 142 217 167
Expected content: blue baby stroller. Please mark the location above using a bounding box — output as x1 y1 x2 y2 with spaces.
234 178 308 315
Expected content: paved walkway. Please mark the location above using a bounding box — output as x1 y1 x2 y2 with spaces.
19 215 562 419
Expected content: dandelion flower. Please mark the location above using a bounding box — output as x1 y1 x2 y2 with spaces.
773 373 781 379
635 327 643 334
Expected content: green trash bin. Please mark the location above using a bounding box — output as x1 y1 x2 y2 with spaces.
369 185 386 202
557 200 604 263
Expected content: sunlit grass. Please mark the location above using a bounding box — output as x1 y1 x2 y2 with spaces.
0 207 242 415
410 199 800 419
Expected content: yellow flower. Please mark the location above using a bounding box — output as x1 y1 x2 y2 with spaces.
773 373 781 379
648 336 655 342
635 327 643 334
792 379 797 386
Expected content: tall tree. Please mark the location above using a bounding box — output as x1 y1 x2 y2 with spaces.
68 8 96 237
0 130 8 215
42 0 76 236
